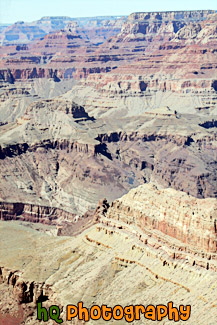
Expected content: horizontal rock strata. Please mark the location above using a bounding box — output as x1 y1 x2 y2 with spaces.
105 183 217 253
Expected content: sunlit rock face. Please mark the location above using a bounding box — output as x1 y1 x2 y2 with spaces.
0 183 216 323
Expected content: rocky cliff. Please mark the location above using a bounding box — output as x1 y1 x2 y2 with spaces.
0 78 216 216
0 16 126 45
0 10 216 84
0 201 76 224
0 183 216 323
1 10 216 123
105 183 217 253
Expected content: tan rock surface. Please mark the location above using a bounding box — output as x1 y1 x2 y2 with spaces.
106 183 217 253
0 199 217 324
0 81 216 215
0 184 217 323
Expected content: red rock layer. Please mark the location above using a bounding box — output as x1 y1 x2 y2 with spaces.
0 202 75 224
105 184 217 253
0 10 216 84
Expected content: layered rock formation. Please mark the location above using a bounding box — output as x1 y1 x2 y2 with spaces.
0 201 76 224
75 11 217 116
1 10 216 88
0 78 216 216
0 16 126 45
0 183 216 323
105 183 217 253
0 100 216 218
0 15 127 84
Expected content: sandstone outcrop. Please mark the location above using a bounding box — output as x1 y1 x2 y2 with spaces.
0 201 76 224
0 182 216 324
105 183 217 253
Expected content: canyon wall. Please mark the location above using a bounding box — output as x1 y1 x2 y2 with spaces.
105 183 217 253
0 201 76 224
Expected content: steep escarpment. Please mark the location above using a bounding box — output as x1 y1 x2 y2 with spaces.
0 266 55 306
0 10 216 89
0 128 216 218
0 269 51 324
0 15 126 81
0 87 216 216
0 182 217 323
79 11 217 114
0 222 64 324
0 201 76 223
0 15 126 45
105 183 217 253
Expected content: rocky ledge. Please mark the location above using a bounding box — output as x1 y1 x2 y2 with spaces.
0 183 216 323
105 183 217 253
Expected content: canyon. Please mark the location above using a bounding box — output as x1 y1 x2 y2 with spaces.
0 9 216 324
0 16 126 45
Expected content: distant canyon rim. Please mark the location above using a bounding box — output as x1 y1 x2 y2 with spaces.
0 9 216 324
